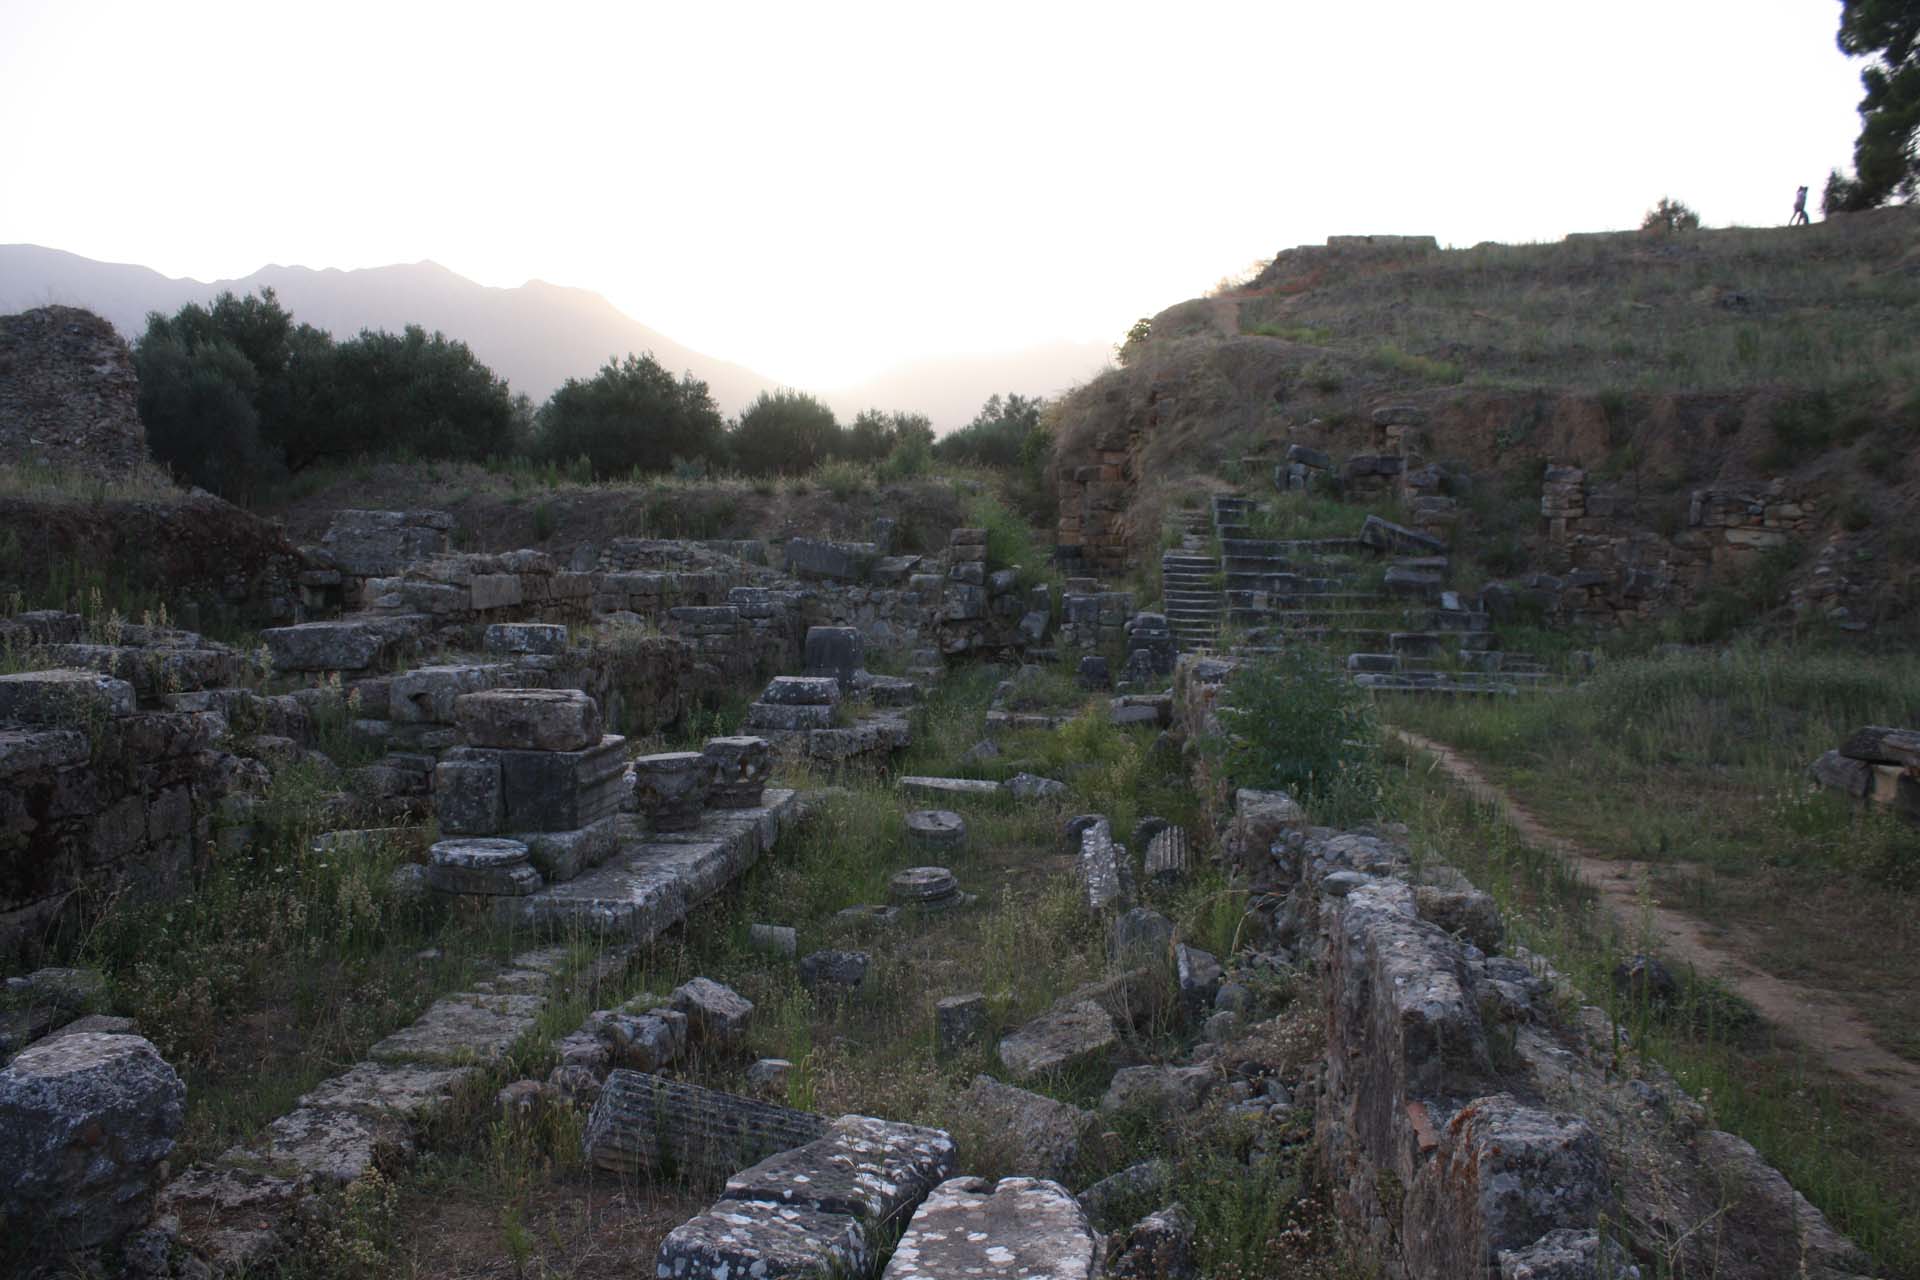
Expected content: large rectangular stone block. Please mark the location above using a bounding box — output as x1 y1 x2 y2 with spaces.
454 688 602 752
390 664 512 725
472 735 628 832
434 757 504 835
0 669 135 725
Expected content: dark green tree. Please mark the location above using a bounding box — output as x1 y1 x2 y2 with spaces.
134 328 275 499
313 326 516 470
1826 0 1920 211
932 392 1046 468
1640 197 1701 233
843 408 934 463
535 353 725 477
729 389 841 475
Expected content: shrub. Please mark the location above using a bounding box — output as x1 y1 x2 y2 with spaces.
814 459 872 501
535 353 725 479
1642 197 1702 233
1212 645 1381 825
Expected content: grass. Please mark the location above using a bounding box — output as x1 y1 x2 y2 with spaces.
1381 748 1920 1276
1237 217 1920 397
0 459 184 503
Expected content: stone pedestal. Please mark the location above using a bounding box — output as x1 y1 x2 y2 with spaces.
905 809 967 854
632 752 715 832
702 736 772 808
425 838 542 896
889 866 962 910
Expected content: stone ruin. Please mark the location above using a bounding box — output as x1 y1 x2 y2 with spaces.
0 306 148 474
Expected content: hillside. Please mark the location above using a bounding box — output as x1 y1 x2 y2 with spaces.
1051 210 1920 632
0 245 1110 426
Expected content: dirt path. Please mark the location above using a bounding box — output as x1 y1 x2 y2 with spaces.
1392 728 1920 1121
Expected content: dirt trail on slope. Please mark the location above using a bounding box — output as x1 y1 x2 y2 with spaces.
1392 728 1920 1121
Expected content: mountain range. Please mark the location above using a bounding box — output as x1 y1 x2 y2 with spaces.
0 245 1112 429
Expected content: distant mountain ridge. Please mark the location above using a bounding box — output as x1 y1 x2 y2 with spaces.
0 245 1111 427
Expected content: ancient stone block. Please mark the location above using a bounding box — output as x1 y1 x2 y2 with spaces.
632 751 715 831
0 668 135 725
516 815 619 882
434 756 504 835
804 626 866 689
658 1199 869 1280
761 676 843 706
261 617 422 672
882 1176 1100 1280
703 736 772 808
936 993 988 1055
425 837 542 896
454 687 602 752
673 977 754 1046
0 1033 185 1250
485 622 569 656
585 1070 827 1179
954 1078 1091 1181
996 1000 1117 1078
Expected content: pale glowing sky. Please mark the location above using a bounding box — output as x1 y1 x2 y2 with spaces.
0 1 1872 388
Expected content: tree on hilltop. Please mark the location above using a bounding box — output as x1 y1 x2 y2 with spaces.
1641 197 1702 233
1825 0 1920 212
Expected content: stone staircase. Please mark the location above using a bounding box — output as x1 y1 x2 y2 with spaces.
1204 491 1558 695
1160 504 1223 653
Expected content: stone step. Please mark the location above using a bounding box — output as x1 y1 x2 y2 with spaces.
883 1176 1101 1280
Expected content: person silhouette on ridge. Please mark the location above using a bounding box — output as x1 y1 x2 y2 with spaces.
1790 185 1810 226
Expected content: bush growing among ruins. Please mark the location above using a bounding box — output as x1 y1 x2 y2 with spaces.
1212 644 1382 825
728 389 842 476
1641 197 1702 233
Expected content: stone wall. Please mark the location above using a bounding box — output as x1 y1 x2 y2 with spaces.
0 307 147 475
1054 429 1137 577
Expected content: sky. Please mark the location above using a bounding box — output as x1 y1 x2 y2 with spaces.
0 0 1874 389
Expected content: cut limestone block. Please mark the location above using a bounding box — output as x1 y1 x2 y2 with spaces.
936 994 988 1055
881 1176 1100 1280
746 702 836 732
673 976 754 1045
444 735 627 832
425 838 542 897
761 676 843 706
260 616 424 672
584 1070 827 1179
297 1061 479 1121
225 1105 413 1186
433 756 504 835
515 816 619 883
453 688 602 752
889 866 961 909
1076 819 1127 915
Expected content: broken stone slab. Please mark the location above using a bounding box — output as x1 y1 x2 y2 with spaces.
898 776 1001 800
584 1070 829 1179
157 1162 307 1276
882 1176 1101 1280
1838 725 1920 767
484 622 569 656
367 992 544 1066
454 687 602 752
590 1008 685 1071
1144 826 1191 886
656 1199 870 1280
1494 1227 1636 1279
1006 772 1068 801
0 668 136 725
1402 1094 1608 1276
995 1000 1118 1079
390 662 515 725
1108 1204 1197 1280
1223 788 1305 868
1076 819 1128 915
425 837 543 896
836 904 902 931
1076 1159 1173 1232
703 735 772 808
936 993 988 1055
723 1113 957 1231
296 1060 479 1121
905 809 967 853
1360 514 1448 555
1109 907 1175 972
955 1076 1093 1181
761 675 844 706
749 923 798 957
672 976 754 1046
632 751 715 831
746 1058 792 1100
1810 748 1872 797
225 1104 414 1186
1100 1064 1216 1114
799 950 871 992
515 815 619 883
0 1033 185 1250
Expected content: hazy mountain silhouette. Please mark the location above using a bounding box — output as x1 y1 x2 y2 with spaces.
0 245 1111 427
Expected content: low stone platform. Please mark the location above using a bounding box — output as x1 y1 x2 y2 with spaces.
496 790 801 939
